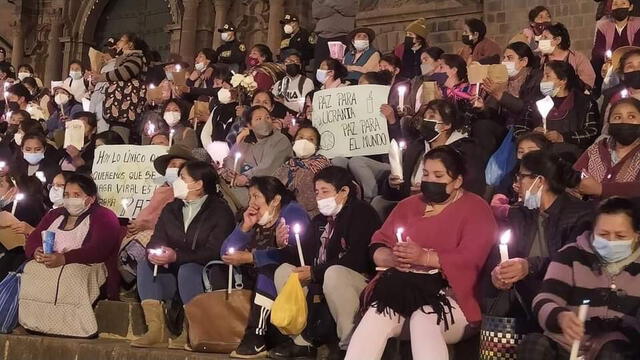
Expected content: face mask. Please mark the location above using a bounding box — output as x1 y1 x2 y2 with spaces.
285 63 301 77
316 69 328 84
612 7 630 22
69 71 82 80
502 61 518 77
317 196 343 217
257 209 273 226
421 181 450 203
538 39 555 54
54 93 69 105
404 36 415 47
0 191 12 208
172 178 190 200
163 111 181 127
217 88 232 104
609 123 640 146
539 81 556 96
432 72 448 87
221 32 233 42
64 197 89 216
353 40 370 52
165 71 174 81
293 139 316 159
462 34 475 46
524 176 542 210
7 101 20 112
164 167 179 184
252 121 273 138
532 22 551 36
592 235 635 263
284 24 294 35
623 70 640 89
247 56 260 68
420 119 442 142
17 72 31 81
194 62 206 72
49 187 64 207
421 63 434 76
23 151 45 165
14 132 23 146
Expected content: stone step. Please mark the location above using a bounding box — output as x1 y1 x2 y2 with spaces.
95 300 146 340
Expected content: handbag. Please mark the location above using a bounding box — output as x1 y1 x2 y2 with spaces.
485 127 517 187
118 230 153 285
184 260 252 353
271 273 308 335
479 289 529 360
0 263 25 333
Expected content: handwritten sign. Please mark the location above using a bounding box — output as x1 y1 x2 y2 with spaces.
312 85 391 158
91 145 169 219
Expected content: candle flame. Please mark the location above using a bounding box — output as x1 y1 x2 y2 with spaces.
396 227 404 236
121 198 130 207
500 229 511 245
621 89 629 98
149 248 164 255
15 193 25 201
234 152 242 160
582 299 590 305
605 50 612 59
35 171 46 183
228 247 235 254
0 161 6 168
293 223 301 234
149 84 156 89
175 65 181 72
398 85 407 95
398 141 406 150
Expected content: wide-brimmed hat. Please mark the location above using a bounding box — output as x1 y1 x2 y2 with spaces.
612 46 640 72
153 144 195 175
280 14 299 25
349 27 376 43
217 23 237 33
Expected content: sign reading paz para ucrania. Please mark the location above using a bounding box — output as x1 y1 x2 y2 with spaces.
92 145 168 219
312 84 391 159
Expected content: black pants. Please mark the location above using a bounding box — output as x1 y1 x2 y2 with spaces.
0 247 25 281
518 333 637 360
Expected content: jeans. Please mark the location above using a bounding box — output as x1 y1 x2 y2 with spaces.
332 157 391 202
137 258 204 304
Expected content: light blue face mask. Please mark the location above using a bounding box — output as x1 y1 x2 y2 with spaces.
164 167 179 184
523 176 542 210
592 235 635 263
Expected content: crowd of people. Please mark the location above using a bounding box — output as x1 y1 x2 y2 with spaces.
0 1 639 359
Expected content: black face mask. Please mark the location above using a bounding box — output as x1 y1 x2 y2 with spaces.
420 181 450 203
419 120 440 142
612 7 630 22
404 36 415 48
623 70 640 89
609 123 640 146
6 101 19 112
462 34 475 46
285 63 301 77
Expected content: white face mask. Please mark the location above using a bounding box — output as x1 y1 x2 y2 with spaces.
353 40 370 52
539 81 556 97
257 209 273 226
49 187 64 208
165 71 174 81
420 63 434 75
538 39 555 55
317 196 343 217
195 62 206 72
524 176 542 210
163 111 181 127
284 24 294 35
69 71 83 80
316 69 329 84
172 178 190 200
18 72 31 81
23 151 45 165
165 167 179 184
293 139 317 159
64 197 89 216
221 32 233 42
55 93 69 105
14 132 23 146
218 88 232 104
502 61 518 77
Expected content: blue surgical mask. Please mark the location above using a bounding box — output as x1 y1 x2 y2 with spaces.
523 176 542 210
24 152 45 165
539 81 556 97
164 167 179 184
592 235 635 263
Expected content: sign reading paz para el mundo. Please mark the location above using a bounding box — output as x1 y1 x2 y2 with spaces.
91 145 168 219
312 84 391 159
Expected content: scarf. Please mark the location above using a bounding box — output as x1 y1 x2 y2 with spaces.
507 67 531 98
284 155 329 188
547 91 575 122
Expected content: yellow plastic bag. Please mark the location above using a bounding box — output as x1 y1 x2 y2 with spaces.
270 273 307 335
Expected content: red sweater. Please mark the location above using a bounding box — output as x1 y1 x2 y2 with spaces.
25 205 122 300
371 192 497 324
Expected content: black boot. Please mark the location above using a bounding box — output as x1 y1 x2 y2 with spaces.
327 341 346 360
268 338 316 359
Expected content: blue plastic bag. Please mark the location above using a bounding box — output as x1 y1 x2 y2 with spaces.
0 263 25 333
485 128 517 187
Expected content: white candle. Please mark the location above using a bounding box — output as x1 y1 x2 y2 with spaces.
175 65 181 72
233 152 242 172
536 96 554 133
397 85 406 110
227 247 235 294
149 248 164 278
0 161 6 170
35 171 46 183
398 140 406 165
396 227 405 243
11 193 24 216
499 229 511 263
291 117 297 128
605 49 612 60
148 84 156 106
621 89 629 98
121 198 131 217
169 128 175 147
294 223 305 266
569 300 590 360
147 123 156 137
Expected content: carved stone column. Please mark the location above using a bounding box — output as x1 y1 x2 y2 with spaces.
179 0 202 66
267 0 285 54
44 8 64 87
212 0 232 49
10 20 24 68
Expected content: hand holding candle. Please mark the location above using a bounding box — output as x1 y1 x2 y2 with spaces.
569 300 590 360
231 152 242 187
396 227 405 243
397 85 406 112
11 193 24 216
294 223 305 266
536 96 554 133
621 89 629 98
499 229 511 263
605 49 612 60
35 171 46 183
227 247 235 294
169 128 175 147
148 248 165 279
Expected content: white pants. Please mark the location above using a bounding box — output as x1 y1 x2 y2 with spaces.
345 297 468 360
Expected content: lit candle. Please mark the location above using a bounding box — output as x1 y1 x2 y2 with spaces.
121 198 131 216
169 128 175 147
294 223 305 266
536 96 554 133
0 161 6 170
291 117 297 128
233 152 242 172
227 247 235 294
499 229 511 263
397 85 406 110
396 227 405 243
605 49 612 60
149 248 164 278
621 89 629 98
175 64 181 72
569 300 591 360
11 193 24 216
147 123 156 137
35 171 46 183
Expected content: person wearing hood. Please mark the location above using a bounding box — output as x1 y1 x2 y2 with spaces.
458 18 502 65
394 18 430 79
273 50 314 113
274 126 331 216
46 83 83 135
215 23 247 73
509 6 552 54
160 99 198 150
62 60 89 102
519 196 640 360
343 27 381 83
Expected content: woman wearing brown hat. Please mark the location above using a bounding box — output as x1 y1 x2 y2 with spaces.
343 27 381 83
394 18 430 79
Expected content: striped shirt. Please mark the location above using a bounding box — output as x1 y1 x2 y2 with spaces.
104 50 147 83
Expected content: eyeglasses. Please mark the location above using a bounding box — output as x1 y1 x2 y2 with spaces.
515 172 537 181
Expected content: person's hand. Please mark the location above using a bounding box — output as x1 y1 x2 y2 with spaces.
483 78 506 101
202 67 214 80
66 145 81 159
236 128 250 143
558 311 585 344
218 167 235 183
127 221 141 236
512 181 521 195
389 175 404 189
222 250 254 266
491 265 513 290
293 266 312 284
59 115 70 123
42 253 65 268
380 104 397 125
188 70 200 81
148 246 177 266
275 218 290 249
601 61 611 78
10 221 34 236
234 174 249 187
533 126 546 134
34 247 44 263
545 130 564 143
393 237 428 269
578 176 603 196
497 258 529 284
241 205 261 232
471 94 486 110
